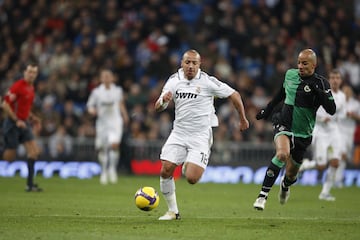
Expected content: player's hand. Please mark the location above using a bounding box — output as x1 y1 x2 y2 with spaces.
308 82 322 95
256 108 271 120
239 118 249 131
162 91 172 103
88 108 97 117
16 119 27 129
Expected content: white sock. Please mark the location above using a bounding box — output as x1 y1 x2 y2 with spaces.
301 159 317 170
160 176 179 213
335 160 346 185
108 150 119 173
320 166 336 195
98 150 108 173
259 191 268 198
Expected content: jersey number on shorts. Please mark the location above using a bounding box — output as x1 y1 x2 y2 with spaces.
200 152 208 165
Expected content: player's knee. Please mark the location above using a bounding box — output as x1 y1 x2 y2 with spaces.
184 163 204 184
27 149 40 159
27 153 39 160
3 150 16 161
276 152 289 163
160 167 171 178
186 175 200 184
160 160 176 178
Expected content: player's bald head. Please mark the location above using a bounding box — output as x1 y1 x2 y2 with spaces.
182 49 201 62
298 49 317 65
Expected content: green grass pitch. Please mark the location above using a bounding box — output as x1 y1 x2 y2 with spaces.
1 175 359 240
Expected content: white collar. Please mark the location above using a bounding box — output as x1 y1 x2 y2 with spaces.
100 83 114 90
178 68 201 80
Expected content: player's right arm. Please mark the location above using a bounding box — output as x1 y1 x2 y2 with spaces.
155 91 172 112
2 85 26 128
256 85 285 120
155 77 174 112
2 101 18 122
86 90 98 117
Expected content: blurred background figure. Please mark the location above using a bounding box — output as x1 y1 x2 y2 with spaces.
48 125 73 161
87 69 129 185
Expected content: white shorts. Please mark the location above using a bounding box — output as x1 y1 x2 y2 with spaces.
341 129 355 161
313 132 345 166
95 127 123 150
160 128 213 170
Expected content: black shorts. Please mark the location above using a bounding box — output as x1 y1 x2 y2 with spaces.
2 118 34 149
273 123 312 164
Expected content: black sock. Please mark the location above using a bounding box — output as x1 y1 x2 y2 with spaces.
27 158 35 187
282 175 297 190
258 162 281 198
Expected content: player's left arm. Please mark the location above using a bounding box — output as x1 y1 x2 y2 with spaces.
229 91 249 131
208 76 249 130
119 100 129 126
348 103 360 122
311 78 336 115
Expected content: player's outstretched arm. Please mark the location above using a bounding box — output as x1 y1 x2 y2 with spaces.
256 86 285 120
309 81 336 115
229 91 249 131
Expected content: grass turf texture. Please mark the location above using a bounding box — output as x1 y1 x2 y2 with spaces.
0 176 359 240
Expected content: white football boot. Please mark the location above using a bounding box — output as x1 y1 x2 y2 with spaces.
158 211 181 220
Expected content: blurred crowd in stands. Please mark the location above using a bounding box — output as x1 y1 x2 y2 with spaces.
1 0 360 160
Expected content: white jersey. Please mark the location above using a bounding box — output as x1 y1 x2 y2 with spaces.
87 83 124 131
313 90 347 163
342 97 360 134
313 90 347 136
341 96 360 157
160 68 235 132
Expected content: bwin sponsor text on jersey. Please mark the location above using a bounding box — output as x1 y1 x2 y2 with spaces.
175 90 198 99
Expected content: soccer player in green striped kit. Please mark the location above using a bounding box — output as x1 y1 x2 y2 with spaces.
253 49 336 210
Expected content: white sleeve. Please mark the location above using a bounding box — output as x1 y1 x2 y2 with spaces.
87 90 97 109
159 76 176 99
208 76 235 98
336 94 347 120
316 106 331 121
118 87 124 102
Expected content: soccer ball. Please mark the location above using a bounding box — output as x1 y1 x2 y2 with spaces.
134 186 160 211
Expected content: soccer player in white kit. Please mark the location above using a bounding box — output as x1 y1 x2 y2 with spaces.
335 85 360 187
155 49 249 220
87 69 129 185
300 69 346 200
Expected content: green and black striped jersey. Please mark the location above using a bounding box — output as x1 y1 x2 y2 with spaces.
268 69 336 138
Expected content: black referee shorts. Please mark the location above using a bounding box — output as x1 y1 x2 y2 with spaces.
2 118 34 149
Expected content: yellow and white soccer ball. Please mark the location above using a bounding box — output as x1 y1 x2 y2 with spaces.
134 186 160 211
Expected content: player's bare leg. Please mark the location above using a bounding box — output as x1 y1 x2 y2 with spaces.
182 162 204 184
